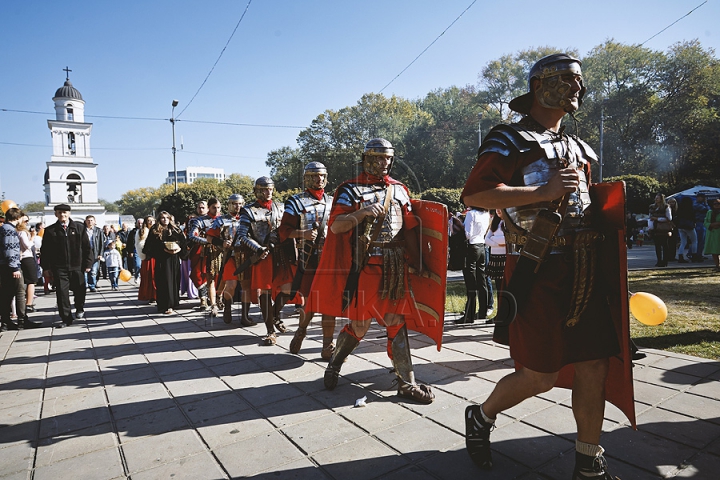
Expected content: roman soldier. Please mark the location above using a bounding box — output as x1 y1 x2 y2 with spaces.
278 162 337 360
235 177 285 344
306 138 435 404
187 197 222 315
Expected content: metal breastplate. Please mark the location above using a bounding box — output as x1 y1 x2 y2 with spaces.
351 183 408 256
219 215 241 243
504 132 592 254
297 193 331 255
248 203 281 243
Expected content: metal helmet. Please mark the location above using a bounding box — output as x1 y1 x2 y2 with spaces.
362 138 395 176
508 53 586 115
228 193 244 203
304 161 328 190
253 176 274 201
254 176 274 188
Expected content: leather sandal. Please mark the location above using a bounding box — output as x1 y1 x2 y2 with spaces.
289 326 306 354
397 383 435 404
273 318 287 334
321 343 335 361
262 333 277 346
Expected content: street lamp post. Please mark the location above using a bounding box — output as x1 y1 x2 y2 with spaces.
599 98 607 183
171 100 179 193
478 112 484 147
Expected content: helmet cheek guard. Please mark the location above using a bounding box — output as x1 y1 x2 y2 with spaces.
254 176 274 200
304 162 328 190
362 138 395 176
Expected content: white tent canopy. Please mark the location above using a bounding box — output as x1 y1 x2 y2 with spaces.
668 185 720 201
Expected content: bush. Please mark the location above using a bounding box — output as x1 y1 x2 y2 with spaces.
605 175 664 215
420 188 464 213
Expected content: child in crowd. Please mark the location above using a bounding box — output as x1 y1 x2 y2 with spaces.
636 229 645 247
103 240 122 290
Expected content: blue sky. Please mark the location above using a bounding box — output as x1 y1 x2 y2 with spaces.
1 0 718 206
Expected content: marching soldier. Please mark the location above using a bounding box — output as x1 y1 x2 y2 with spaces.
235 177 286 344
187 197 222 315
278 162 337 360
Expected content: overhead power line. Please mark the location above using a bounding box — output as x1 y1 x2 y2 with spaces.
640 1 707 46
176 0 253 118
379 0 477 93
0 108 303 129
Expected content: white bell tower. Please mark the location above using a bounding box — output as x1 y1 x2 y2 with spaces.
43 67 105 225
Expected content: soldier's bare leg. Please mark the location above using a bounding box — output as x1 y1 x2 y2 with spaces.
239 279 255 326
271 282 291 333
222 279 237 324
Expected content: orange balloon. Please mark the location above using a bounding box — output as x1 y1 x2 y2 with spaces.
119 269 132 283
630 292 667 326
1 199 18 213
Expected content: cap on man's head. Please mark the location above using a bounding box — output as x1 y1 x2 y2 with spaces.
54 204 72 212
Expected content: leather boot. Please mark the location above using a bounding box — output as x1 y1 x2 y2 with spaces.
272 293 288 333
324 326 360 390
240 302 255 326
223 299 233 324
21 316 42 329
260 293 276 345
391 324 434 404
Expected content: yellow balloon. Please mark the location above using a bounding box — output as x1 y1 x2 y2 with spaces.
1 199 18 213
630 292 667 326
119 269 132 283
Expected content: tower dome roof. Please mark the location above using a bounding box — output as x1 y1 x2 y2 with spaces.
54 80 83 100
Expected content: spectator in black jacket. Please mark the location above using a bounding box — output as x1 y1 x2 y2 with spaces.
118 223 130 271
126 218 143 282
40 204 94 327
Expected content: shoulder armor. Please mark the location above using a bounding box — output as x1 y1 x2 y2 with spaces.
572 135 599 163
478 123 537 158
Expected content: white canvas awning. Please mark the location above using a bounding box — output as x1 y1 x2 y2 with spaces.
667 185 720 201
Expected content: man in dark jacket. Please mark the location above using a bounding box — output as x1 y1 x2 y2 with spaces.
40 204 94 327
83 215 105 292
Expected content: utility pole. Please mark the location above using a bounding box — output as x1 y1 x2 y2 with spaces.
171 100 179 193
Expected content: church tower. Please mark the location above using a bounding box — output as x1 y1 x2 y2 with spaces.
43 68 105 225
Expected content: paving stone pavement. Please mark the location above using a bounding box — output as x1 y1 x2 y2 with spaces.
1 274 719 479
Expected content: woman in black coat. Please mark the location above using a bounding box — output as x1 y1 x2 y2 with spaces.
143 211 186 314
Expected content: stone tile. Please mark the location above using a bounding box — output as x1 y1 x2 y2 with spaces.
659 391 720 424
273 360 326 383
213 430 305 478
340 397 420 434
0 441 34 476
234 376 305 406
283 413 366 454
418 443 531 480
633 365 699 390
649 357 720 379
163 372 231 403
374 417 462 460
259 394 333 429
601 425 699 477
0 403 40 427
432 373 496 401
537 449 659 480
673 451 720 479
375 464 438 480
208 356 261 377
634 380 682 406
105 382 168 406
310 382 379 412
426 400 477 436
107 386 175 421
39 404 111 439
636 407 720 449
121 429 206 474
311 436 408 480
0 388 42 407
45 359 98 379
32 446 124 480
489 420 574 469
522 404 616 440
502 395 555 421
196 410 275 449
115 406 190 442
181 391 251 426
35 425 116 467
101 364 159 387
42 387 107 416
688 378 720 401
131 451 226 480
254 457 329 480
96 353 148 372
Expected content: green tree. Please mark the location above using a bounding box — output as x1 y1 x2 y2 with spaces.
652 40 720 188
605 174 664 214
157 178 228 221
117 185 174 219
266 147 307 191
224 173 256 202
21 201 46 212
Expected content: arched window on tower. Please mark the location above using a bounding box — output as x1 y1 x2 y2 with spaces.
67 106 74 121
66 173 82 203
68 132 76 155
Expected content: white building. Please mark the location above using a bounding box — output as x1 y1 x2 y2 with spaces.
166 166 225 186
43 72 105 225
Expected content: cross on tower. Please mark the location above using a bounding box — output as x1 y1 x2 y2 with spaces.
63 66 72 81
